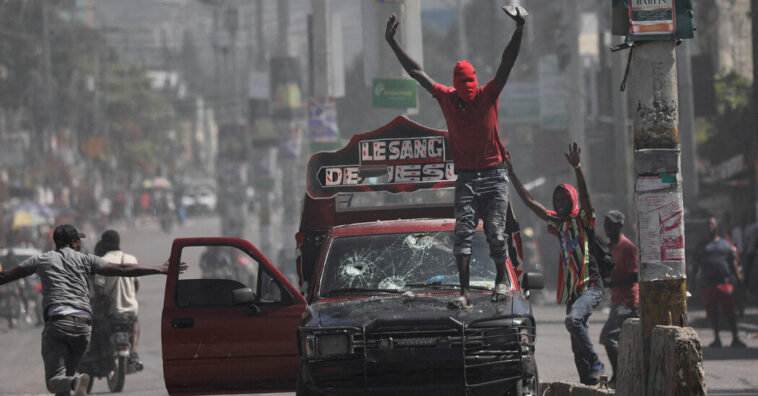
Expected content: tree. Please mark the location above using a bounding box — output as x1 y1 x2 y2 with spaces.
698 71 755 165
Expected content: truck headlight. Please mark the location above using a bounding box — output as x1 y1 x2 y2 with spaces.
317 334 351 356
303 334 317 357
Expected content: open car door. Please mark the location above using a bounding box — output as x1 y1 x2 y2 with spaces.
162 237 306 395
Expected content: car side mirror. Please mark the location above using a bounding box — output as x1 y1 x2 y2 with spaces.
232 287 256 305
523 272 544 291
232 287 261 315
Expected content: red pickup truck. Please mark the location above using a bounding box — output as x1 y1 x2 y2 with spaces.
161 116 544 395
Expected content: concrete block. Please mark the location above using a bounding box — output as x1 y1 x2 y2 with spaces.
539 382 614 396
647 325 706 396
615 318 642 396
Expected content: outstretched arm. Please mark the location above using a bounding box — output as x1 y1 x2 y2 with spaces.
492 6 526 92
0 266 33 285
385 13 436 94
97 260 188 277
504 154 549 221
564 142 593 213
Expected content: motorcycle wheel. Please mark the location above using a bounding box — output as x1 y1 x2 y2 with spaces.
107 355 126 392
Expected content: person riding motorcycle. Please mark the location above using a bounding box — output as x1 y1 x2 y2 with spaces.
91 230 142 368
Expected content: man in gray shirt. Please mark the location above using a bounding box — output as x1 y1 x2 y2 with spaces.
0 224 187 396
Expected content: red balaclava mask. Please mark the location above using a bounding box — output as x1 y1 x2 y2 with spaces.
453 60 478 102
552 184 580 219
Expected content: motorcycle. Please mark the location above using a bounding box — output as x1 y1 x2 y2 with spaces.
79 313 142 393
0 281 25 329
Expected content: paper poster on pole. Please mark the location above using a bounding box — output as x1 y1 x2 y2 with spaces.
637 191 685 262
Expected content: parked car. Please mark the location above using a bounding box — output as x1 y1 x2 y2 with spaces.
181 185 217 215
161 116 543 395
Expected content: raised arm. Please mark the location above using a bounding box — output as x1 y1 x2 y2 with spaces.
385 13 436 94
492 6 526 92
564 142 593 213
504 154 549 221
97 260 188 277
0 266 33 285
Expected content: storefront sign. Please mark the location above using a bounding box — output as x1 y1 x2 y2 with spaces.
372 78 418 108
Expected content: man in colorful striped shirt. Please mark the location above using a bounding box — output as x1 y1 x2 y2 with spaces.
505 143 605 385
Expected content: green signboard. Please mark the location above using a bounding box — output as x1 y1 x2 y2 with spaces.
372 78 418 108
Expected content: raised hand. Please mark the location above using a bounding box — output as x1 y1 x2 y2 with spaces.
385 13 399 42
502 5 527 26
564 142 581 168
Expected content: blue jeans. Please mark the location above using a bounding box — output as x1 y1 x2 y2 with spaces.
599 304 638 348
41 319 91 395
565 288 604 383
453 167 509 262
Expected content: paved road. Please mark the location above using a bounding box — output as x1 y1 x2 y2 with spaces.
0 214 756 395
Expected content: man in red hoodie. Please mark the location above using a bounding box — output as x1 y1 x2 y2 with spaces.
385 5 525 309
506 143 606 386
599 209 639 389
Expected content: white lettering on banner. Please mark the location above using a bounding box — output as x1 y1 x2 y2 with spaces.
360 137 445 164
400 140 413 159
388 141 401 160
633 0 669 8
325 167 360 185
322 162 456 186
325 168 342 185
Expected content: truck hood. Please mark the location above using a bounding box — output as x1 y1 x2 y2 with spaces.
302 291 533 329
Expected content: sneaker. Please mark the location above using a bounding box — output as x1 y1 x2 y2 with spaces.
583 364 603 386
73 373 90 396
731 337 747 348
448 295 473 310
130 352 144 372
708 338 722 348
491 283 509 302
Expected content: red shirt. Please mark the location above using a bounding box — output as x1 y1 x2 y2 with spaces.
432 79 507 170
609 234 639 308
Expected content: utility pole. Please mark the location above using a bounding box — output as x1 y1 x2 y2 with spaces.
41 1 53 154
629 40 688 391
752 0 758 221
677 41 698 206
565 1 587 169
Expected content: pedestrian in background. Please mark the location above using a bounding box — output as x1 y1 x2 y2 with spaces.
506 143 605 385
598 209 639 389
697 216 746 348
385 5 526 309
92 229 143 367
0 224 185 396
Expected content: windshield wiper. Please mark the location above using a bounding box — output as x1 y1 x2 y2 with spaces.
404 283 492 291
324 287 404 297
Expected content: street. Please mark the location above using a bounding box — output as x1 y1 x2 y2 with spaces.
0 215 756 395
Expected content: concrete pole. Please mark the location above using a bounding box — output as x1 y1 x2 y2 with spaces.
311 0 331 97
753 0 758 222
41 1 53 154
566 1 587 173
677 41 699 207
629 40 688 394
456 0 467 61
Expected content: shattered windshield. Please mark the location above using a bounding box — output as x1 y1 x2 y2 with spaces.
319 231 505 297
